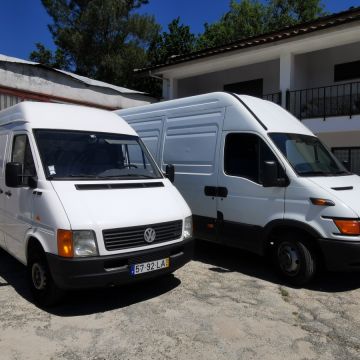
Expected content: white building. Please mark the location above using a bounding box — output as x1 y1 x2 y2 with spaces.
139 6 360 173
0 54 155 111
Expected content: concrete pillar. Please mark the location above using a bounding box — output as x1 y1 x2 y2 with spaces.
162 78 169 100
168 78 177 100
279 53 295 108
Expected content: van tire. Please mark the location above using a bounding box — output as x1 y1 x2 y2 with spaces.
274 236 316 286
27 251 64 307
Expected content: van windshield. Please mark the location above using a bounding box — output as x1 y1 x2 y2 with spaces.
269 133 350 177
34 130 162 180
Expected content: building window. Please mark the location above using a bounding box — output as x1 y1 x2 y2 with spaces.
334 60 360 82
224 79 263 97
332 147 360 174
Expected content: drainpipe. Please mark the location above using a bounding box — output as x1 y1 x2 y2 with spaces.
149 71 171 100
148 70 164 81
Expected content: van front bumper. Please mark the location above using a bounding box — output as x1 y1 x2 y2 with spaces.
46 239 193 290
319 238 360 271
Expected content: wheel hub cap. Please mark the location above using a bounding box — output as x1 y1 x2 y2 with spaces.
278 243 300 274
32 263 47 290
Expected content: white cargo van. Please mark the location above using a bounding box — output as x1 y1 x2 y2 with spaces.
0 102 193 306
117 92 360 285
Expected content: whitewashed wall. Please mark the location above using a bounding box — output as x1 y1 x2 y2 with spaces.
177 59 280 98
294 41 360 90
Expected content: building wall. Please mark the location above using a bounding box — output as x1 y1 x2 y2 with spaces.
0 61 155 111
294 41 360 90
0 93 22 110
177 59 280 98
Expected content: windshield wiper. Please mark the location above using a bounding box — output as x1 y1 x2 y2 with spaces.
68 174 122 179
117 174 156 179
298 171 332 176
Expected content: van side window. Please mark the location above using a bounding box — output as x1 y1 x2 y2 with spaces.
224 133 278 184
12 135 36 184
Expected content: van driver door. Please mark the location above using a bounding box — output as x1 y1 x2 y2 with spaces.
0 133 9 249
3 132 37 261
216 132 286 254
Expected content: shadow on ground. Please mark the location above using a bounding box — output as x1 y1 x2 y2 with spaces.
0 248 180 316
1 240 360 315
194 239 360 293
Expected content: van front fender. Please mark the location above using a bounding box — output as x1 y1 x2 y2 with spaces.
25 228 56 264
261 219 322 254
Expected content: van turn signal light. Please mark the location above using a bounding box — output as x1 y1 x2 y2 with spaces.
57 229 74 257
310 198 335 206
334 220 360 236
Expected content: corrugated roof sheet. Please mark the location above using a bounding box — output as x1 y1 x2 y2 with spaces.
0 54 146 95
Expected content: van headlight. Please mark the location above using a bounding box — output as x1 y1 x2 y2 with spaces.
73 230 99 257
183 216 193 239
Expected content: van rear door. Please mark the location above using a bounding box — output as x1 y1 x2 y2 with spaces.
216 131 285 254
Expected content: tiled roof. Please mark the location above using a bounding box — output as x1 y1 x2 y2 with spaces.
137 6 360 73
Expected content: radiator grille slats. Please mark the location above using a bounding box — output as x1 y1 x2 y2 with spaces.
103 220 183 251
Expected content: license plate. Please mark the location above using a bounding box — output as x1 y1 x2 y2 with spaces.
130 258 169 276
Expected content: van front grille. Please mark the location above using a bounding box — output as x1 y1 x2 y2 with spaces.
103 220 183 251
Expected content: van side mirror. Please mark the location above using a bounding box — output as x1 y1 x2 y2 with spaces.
5 162 37 188
165 164 175 183
262 161 288 187
5 162 23 187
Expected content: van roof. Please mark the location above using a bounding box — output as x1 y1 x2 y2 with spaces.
0 102 137 136
118 92 313 136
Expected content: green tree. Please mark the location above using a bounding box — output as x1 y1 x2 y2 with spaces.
30 0 160 93
267 0 326 29
196 0 325 49
197 0 268 49
148 17 196 65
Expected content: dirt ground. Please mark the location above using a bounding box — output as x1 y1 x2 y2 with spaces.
0 240 360 360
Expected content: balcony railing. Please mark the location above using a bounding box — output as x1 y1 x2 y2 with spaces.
286 81 360 120
263 92 282 105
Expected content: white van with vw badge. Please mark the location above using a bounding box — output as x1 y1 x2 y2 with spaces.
118 92 360 285
0 102 193 305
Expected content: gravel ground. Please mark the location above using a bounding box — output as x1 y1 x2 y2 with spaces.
0 241 360 360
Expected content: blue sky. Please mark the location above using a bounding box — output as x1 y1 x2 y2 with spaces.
0 0 358 60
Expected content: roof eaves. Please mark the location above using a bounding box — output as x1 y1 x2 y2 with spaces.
136 6 360 74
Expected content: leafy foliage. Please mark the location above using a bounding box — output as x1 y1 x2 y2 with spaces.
148 17 196 65
197 0 268 50
30 0 160 93
196 0 326 49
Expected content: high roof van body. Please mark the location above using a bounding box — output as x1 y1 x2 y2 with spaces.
0 102 192 305
118 92 360 284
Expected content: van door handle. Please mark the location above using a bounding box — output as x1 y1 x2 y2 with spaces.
204 186 217 197
0 189 3 194
218 187 228 198
5 191 11 197
204 186 228 198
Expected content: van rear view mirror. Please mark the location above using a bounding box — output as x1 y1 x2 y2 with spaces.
263 161 288 187
165 164 175 183
5 162 23 187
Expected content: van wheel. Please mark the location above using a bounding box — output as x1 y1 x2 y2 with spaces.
27 252 64 307
274 236 316 286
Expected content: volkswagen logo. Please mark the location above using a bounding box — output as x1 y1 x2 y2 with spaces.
144 228 156 243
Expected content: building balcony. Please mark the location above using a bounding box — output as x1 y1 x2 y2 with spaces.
285 80 360 120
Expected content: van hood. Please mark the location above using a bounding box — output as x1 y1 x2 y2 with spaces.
308 174 360 217
51 180 190 230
